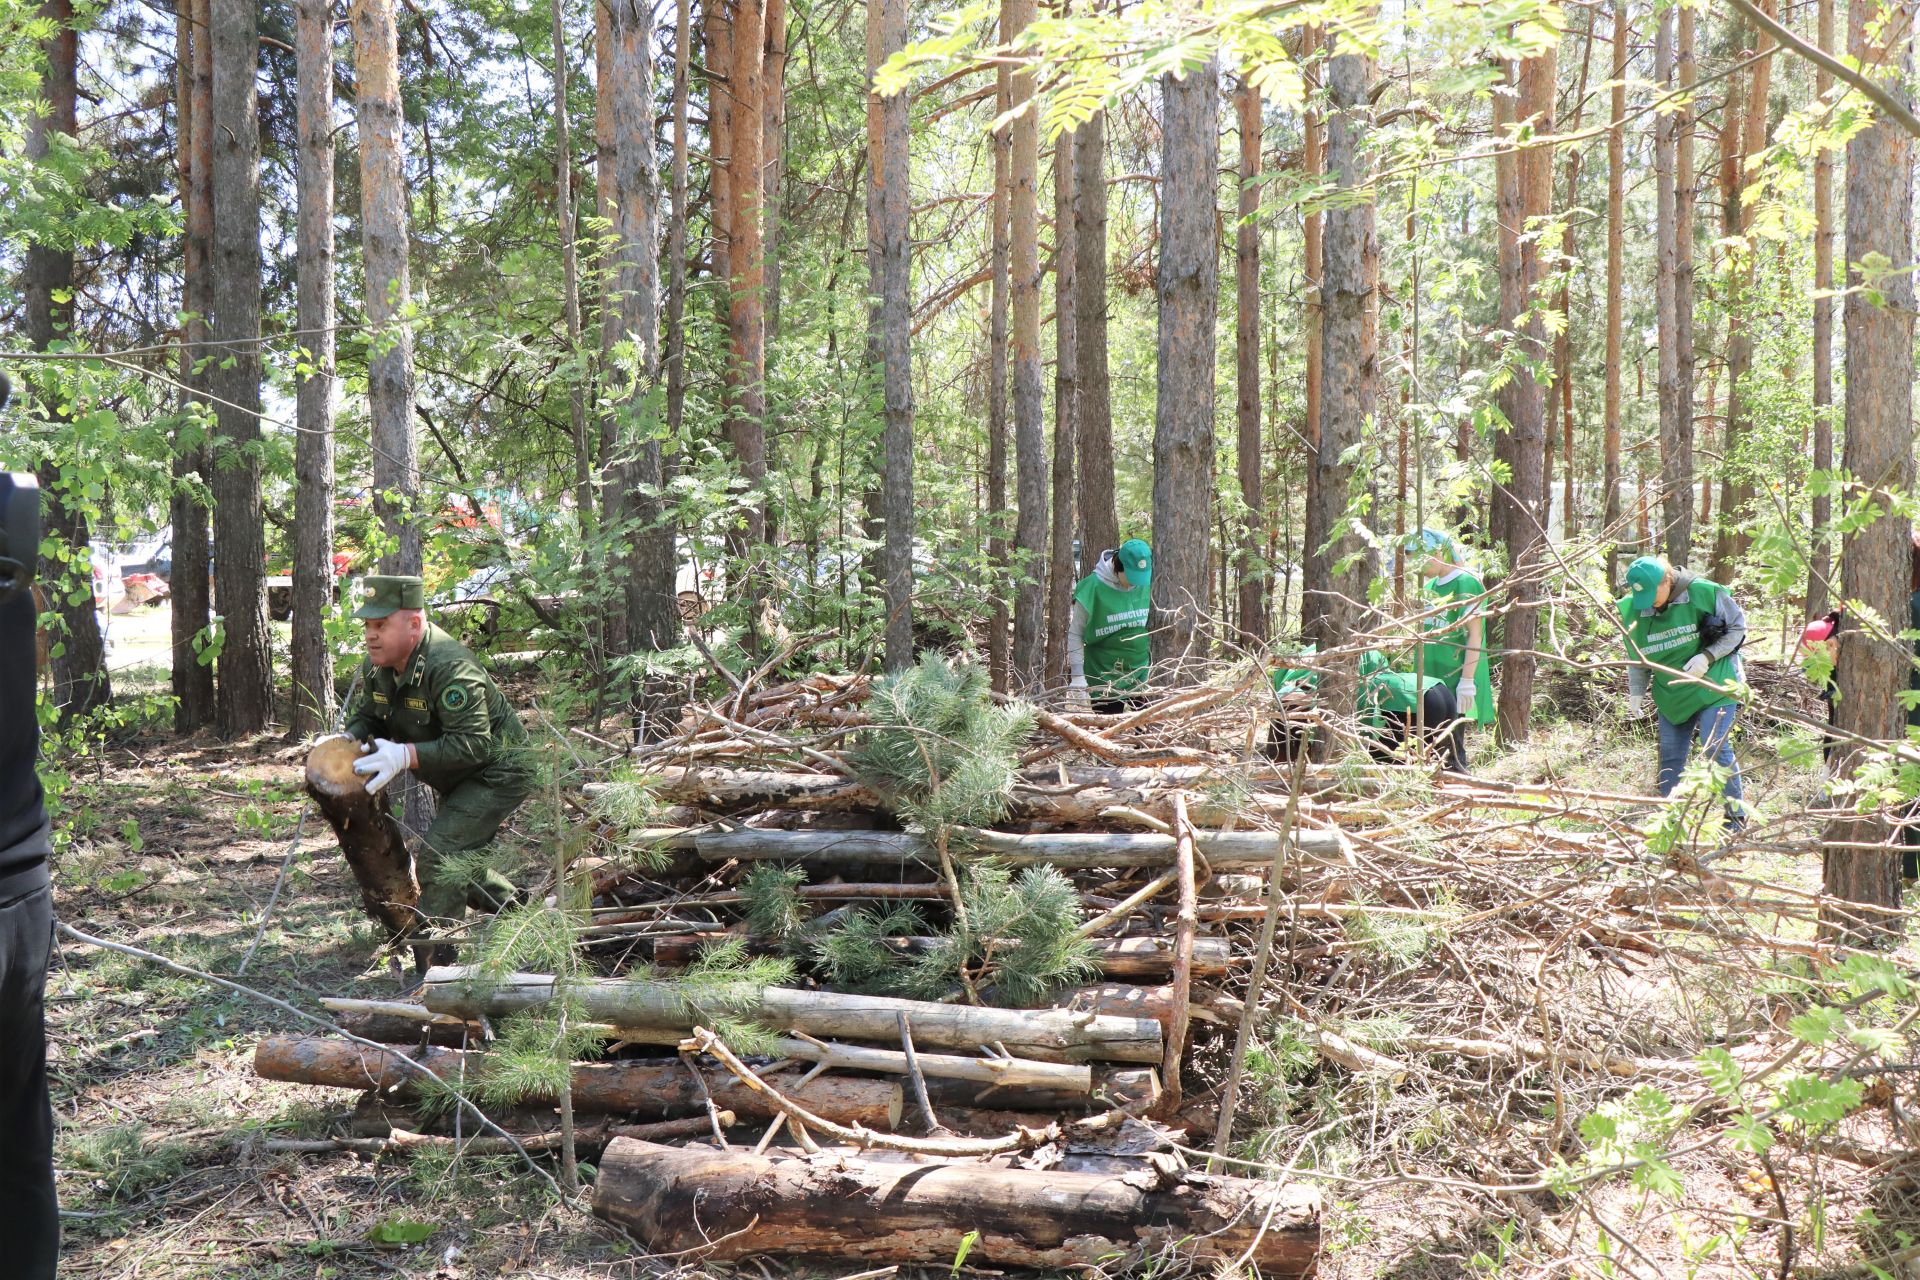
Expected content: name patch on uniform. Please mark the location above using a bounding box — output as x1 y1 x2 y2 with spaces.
405 697 428 711
371 692 390 705
442 686 470 711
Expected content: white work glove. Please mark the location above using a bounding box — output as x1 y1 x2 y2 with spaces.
1682 653 1711 679
1453 678 1475 712
1627 691 1645 718
353 737 414 795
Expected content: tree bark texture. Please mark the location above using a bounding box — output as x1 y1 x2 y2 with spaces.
1007 0 1048 687
1653 5 1696 563
665 0 691 450
210 0 271 735
762 0 787 350
255 1036 903 1127
1300 70 1327 643
353 0 420 576
1235 76 1266 646
422 969 1165 1063
1603 0 1627 565
291 0 337 737
1822 0 1915 943
1809 0 1836 613
1711 1 1773 581
594 1139 1321 1271
605 0 679 655
868 0 914 670
553 0 592 549
305 737 420 939
1490 46 1554 745
987 58 1011 692
1150 61 1219 673
1073 110 1119 561
1047 128 1077 686
725 0 768 550
26 0 110 724
172 0 216 732
1313 42 1376 721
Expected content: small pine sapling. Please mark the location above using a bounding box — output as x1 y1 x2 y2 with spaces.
811 903 929 991
739 863 810 942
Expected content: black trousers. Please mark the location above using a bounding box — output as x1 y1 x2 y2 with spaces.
1375 685 1470 774
0 877 56 1278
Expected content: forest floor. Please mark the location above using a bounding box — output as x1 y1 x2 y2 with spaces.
37 666 1920 1280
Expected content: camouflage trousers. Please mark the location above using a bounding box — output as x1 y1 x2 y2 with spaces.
415 771 531 925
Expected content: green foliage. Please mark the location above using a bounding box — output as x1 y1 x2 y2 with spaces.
740 863 810 941
812 864 1098 1007
469 1010 607 1109
59 1125 188 1202
670 938 796 1056
851 655 1035 832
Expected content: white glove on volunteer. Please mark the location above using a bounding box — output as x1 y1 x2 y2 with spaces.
1453 678 1474 712
1682 653 1710 678
353 737 414 795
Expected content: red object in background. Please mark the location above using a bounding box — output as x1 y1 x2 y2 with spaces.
332 552 353 578
1802 617 1837 646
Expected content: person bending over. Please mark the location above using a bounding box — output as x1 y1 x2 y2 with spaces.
1067 538 1153 715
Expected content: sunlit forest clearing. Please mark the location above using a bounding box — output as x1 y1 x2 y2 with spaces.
3 0 1920 1274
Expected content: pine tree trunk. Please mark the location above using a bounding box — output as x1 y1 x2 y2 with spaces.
172 0 216 732
1822 0 1914 943
599 0 676 657
210 0 270 735
1653 4 1693 564
867 0 913 670
665 0 690 452
1073 110 1119 561
1299 40 1328 644
1007 0 1047 687
1809 0 1836 614
1491 44 1554 745
1150 62 1219 674
1603 0 1626 574
26 0 109 723
291 0 337 737
1713 3 1773 582
987 56 1011 692
353 0 420 576
726 0 766 552
553 0 593 550
1313 39 1374 723
1046 128 1077 686
762 0 786 351
1235 76 1265 647
1554 12 1591 539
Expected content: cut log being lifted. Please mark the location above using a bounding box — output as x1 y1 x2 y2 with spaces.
620 825 1344 870
419 968 1165 1063
304 736 419 939
593 1138 1320 1271
253 1035 902 1128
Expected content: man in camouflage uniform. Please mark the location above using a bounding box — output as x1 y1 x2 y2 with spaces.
339 575 533 965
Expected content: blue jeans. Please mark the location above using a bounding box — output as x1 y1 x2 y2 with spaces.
1657 703 1745 817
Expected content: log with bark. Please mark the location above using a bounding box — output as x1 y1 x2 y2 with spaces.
593 1138 1319 1271
253 1035 902 1127
622 825 1344 870
304 736 418 938
648 931 1233 977
419 968 1165 1063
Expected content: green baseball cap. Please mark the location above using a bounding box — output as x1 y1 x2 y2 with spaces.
1404 527 1453 555
1624 556 1667 615
354 574 426 619
1118 537 1152 588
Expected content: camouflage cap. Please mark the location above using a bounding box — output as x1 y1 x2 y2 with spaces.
354 574 426 619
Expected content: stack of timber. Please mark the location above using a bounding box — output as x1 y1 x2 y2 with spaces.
267 694 1328 1271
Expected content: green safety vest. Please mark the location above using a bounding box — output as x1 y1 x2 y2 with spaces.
1421 569 1495 725
1075 571 1150 693
1360 668 1443 730
1617 578 1739 724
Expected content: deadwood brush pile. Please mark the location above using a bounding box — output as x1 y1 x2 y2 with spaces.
262 654 1918 1275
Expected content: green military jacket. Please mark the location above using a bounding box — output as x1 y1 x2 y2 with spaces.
342 623 532 793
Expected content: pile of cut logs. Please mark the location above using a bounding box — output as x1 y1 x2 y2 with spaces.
266 685 1327 1273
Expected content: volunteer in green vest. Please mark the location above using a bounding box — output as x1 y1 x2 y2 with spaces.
333 575 536 972
1264 648 1467 772
1409 528 1496 728
1068 538 1153 714
1618 555 1747 828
